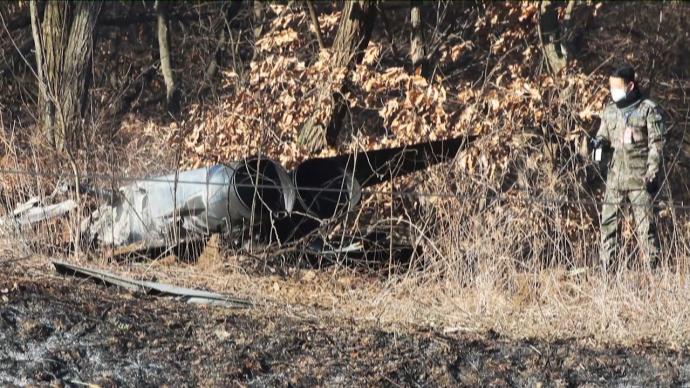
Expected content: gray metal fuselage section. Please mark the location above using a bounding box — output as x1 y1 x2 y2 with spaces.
83 137 473 250
84 159 295 248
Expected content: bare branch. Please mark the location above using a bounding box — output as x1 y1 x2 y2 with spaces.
305 1 325 51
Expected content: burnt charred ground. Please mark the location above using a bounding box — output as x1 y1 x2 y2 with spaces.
0 264 688 387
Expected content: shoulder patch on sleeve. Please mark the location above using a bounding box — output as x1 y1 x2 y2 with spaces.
642 99 658 108
645 101 663 122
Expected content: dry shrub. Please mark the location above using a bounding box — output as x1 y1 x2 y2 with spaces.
2 1 690 345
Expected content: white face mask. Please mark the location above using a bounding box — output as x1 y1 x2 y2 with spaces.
610 88 627 102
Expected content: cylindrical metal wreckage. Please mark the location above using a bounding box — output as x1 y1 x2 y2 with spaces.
81 137 474 251
82 157 295 248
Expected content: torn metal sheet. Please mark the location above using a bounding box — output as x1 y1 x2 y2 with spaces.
12 196 40 216
17 200 77 225
53 260 252 308
1 199 77 226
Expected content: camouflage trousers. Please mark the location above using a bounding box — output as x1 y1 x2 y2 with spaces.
600 188 660 269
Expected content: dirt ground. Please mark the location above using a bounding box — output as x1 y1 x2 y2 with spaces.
1 261 689 387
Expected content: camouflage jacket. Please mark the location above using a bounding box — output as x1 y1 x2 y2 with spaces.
596 98 665 191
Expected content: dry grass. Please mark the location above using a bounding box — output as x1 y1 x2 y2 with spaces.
12 244 689 349
7 177 690 350
4 86 690 352
3 1 690 350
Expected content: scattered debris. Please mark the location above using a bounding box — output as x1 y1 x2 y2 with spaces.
52 260 252 308
1 199 76 227
78 137 471 255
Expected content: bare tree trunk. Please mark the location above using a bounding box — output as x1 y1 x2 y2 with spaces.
305 1 325 51
409 2 426 74
155 0 180 114
298 0 377 153
378 7 399 58
29 1 45 121
252 0 266 40
205 1 243 80
30 0 101 151
539 0 576 75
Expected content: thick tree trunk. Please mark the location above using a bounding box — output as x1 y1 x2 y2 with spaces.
298 0 377 153
330 1 377 67
30 0 101 151
252 0 266 40
155 0 180 115
539 0 576 75
409 2 426 74
205 1 243 80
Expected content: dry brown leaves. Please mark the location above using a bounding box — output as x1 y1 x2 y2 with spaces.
159 2 689 256
165 1 606 183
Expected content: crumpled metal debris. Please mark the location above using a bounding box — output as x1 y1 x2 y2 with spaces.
82 159 295 248
7 137 472 255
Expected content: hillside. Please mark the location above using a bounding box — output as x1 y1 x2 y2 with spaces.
2 1 690 384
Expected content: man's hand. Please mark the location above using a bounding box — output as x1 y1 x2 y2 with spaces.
590 137 603 151
590 137 609 162
590 137 610 151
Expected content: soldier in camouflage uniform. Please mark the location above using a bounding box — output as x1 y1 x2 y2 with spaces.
594 65 665 269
